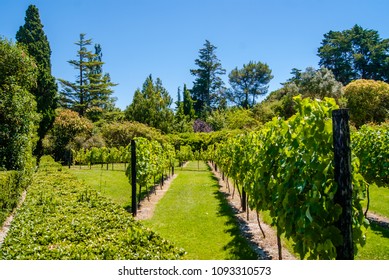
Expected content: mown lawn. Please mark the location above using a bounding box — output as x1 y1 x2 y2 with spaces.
142 161 257 260
68 164 131 208
365 182 389 218
68 162 389 260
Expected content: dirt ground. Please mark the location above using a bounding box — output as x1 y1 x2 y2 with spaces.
208 163 296 260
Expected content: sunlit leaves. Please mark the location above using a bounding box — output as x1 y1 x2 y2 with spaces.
214 96 369 259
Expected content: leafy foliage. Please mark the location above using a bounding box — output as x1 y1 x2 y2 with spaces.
352 122 389 184
213 96 369 259
193 119 213 132
101 121 167 147
0 171 29 225
255 67 344 120
45 109 93 162
0 38 39 172
125 138 176 207
344 79 389 128
318 25 389 85
0 168 185 259
286 67 343 100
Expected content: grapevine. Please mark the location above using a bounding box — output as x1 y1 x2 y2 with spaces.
214 96 369 259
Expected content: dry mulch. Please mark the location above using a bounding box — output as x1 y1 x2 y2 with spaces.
134 174 178 221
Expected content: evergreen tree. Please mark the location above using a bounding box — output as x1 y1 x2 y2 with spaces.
16 4 58 161
182 84 195 119
318 25 389 84
190 40 226 117
125 75 174 133
175 86 183 114
228 61 273 108
58 34 116 117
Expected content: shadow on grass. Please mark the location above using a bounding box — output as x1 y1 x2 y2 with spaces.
369 220 389 238
207 169 270 260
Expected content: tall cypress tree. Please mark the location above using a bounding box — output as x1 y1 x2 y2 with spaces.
182 84 195 120
16 4 58 161
190 40 226 117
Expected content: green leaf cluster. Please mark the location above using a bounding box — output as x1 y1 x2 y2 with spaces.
125 138 176 197
352 122 389 184
0 38 39 172
125 76 174 134
0 171 29 225
213 96 369 259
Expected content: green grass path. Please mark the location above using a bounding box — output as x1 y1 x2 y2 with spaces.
68 164 131 208
142 161 257 260
67 162 389 259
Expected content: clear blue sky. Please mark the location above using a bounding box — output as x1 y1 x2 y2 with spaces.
1 0 389 110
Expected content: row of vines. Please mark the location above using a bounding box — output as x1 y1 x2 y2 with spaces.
211 96 370 260
352 122 389 185
71 138 203 210
72 143 202 170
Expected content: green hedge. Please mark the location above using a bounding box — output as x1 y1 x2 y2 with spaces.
0 168 185 260
0 171 27 225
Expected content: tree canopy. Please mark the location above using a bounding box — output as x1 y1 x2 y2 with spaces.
125 75 174 134
228 61 273 108
318 24 389 85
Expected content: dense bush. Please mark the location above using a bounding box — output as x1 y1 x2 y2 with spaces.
352 122 389 184
44 109 93 162
206 108 259 130
1 169 185 260
0 38 39 172
101 121 166 147
0 171 27 225
344 79 389 128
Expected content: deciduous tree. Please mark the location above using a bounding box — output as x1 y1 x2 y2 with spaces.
0 38 39 171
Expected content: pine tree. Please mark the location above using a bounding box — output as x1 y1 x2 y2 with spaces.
16 4 58 161
58 34 116 117
228 61 273 108
190 40 226 117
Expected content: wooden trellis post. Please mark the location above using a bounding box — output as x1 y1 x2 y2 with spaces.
332 109 354 260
